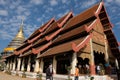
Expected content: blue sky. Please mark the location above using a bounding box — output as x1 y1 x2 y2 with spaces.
0 0 120 52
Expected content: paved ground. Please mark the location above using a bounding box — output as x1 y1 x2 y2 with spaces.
0 71 117 80
0 72 35 80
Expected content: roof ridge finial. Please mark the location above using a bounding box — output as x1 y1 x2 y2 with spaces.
21 17 24 26
19 17 24 32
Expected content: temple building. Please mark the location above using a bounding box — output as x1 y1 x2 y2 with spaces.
1 1 120 79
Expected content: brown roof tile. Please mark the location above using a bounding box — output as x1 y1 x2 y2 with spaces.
53 21 92 44
44 12 71 35
37 37 85 58
20 50 32 57
63 3 99 31
26 18 55 41
33 37 46 47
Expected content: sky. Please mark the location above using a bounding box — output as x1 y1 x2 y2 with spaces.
0 0 120 52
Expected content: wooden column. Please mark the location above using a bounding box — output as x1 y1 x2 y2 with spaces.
17 58 21 71
34 59 40 72
40 58 44 73
90 39 96 75
21 58 24 71
53 56 57 74
8 60 10 70
10 58 13 70
104 35 109 63
6 60 9 69
71 53 77 75
12 57 16 70
27 56 30 72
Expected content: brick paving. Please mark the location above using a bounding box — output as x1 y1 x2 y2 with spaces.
0 72 35 80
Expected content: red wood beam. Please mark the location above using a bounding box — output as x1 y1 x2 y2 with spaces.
45 28 63 41
14 44 32 55
21 44 32 53
85 19 98 32
32 41 52 54
58 12 73 27
39 18 55 32
95 2 103 17
72 34 92 52
28 33 43 43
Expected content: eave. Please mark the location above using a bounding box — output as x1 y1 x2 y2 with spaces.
72 34 92 52
14 44 32 55
24 18 55 42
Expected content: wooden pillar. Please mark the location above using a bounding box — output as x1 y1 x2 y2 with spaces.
40 58 44 73
90 39 96 75
8 60 10 70
27 56 30 72
12 57 16 71
104 35 109 63
6 60 9 69
71 53 77 75
17 58 21 71
34 59 40 72
10 58 13 70
21 58 24 71
53 56 57 74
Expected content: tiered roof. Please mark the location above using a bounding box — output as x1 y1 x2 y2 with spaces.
13 2 120 59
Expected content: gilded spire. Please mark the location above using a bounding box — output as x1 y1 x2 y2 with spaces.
4 18 25 52
15 18 24 39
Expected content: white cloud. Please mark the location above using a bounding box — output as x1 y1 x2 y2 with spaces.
16 15 27 21
30 0 43 5
0 0 6 5
61 0 67 4
115 0 120 4
45 7 53 13
49 0 58 6
0 30 13 40
0 10 8 16
106 0 113 3
81 0 97 8
9 4 16 9
0 19 8 24
57 10 69 18
37 18 42 22
105 0 120 6
116 22 120 26
24 11 31 16
24 24 39 37
16 6 26 14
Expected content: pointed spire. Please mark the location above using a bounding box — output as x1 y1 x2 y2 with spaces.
19 17 24 33
15 18 25 39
